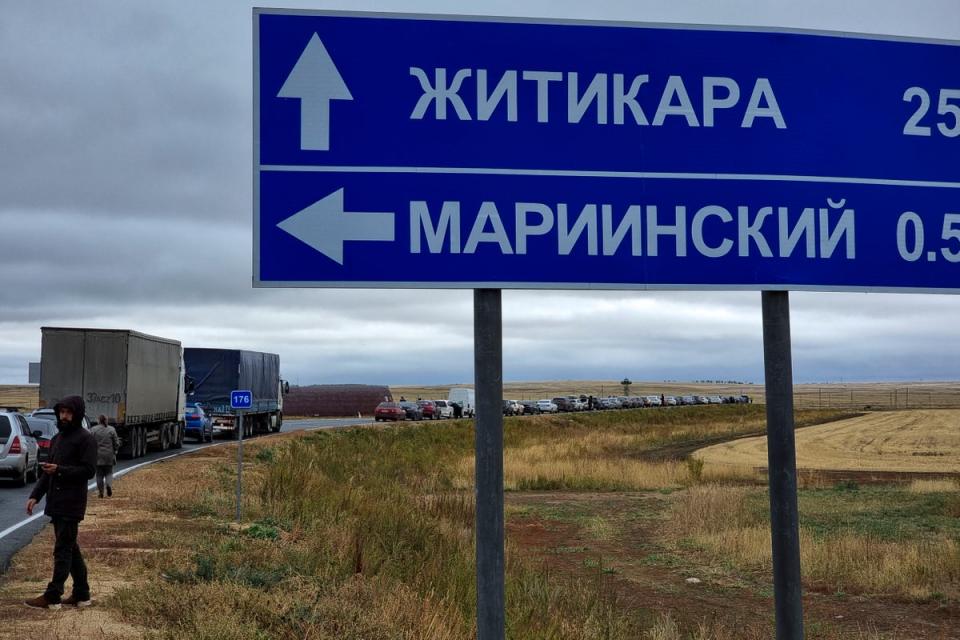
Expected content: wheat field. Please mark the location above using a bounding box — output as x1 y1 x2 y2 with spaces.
695 409 960 473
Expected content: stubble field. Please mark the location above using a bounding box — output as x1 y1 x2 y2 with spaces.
696 409 960 474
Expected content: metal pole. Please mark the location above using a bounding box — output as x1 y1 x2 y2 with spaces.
474 289 505 640
236 413 244 523
761 291 805 640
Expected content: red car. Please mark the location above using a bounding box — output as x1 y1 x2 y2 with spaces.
417 400 439 419
375 402 406 422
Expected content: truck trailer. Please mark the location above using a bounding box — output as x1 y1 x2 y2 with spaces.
39 327 187 458
183 348 286 437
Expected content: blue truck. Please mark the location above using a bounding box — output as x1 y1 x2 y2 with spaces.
183 348 287 438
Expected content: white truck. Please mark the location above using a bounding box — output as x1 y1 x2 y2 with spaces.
447 388 476 417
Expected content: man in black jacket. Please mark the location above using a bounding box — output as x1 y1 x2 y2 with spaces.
24 395 97 610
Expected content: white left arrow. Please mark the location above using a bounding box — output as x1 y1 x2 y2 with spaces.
277 33 353 151
276 189 394 265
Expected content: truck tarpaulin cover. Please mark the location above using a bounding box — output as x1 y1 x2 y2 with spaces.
184 348 279 413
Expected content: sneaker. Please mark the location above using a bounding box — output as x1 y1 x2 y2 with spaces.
106 486 112 497
62 594 93 608
24 594 61 610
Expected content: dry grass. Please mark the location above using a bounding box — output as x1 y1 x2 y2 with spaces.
908 478 960 493
450 407 837 491
454 436 691 491
0 385 40 411
668 484 960 602
696 410 960 474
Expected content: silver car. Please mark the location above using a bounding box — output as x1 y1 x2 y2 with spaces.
30 408 93 431
0 411 39 486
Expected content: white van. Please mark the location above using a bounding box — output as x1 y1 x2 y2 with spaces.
447 388 476 417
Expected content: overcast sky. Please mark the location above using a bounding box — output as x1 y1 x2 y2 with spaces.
2 0 959 387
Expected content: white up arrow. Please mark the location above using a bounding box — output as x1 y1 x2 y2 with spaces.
276 189 394 265
277 33 352 151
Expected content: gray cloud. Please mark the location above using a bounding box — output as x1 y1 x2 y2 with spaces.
2 0 959 387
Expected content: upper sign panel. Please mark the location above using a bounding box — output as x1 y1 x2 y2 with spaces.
255 10 960 291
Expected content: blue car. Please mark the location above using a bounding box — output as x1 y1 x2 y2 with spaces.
184 403 213 442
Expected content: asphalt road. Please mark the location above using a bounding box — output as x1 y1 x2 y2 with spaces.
0 417 371 572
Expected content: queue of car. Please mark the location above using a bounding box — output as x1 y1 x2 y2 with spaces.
506 393 751 414
374 399 457 422
376 391 750 421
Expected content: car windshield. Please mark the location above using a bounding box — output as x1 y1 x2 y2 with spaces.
31 412 56 422
185 407 200 416
27 419 57 437
378 403 398 408
400 402 417 409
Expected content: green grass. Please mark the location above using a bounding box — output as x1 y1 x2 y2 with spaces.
798 486 960 542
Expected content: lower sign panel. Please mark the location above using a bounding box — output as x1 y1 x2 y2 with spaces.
256 170 960 292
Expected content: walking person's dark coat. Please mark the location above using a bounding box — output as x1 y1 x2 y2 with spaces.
24 395 97 609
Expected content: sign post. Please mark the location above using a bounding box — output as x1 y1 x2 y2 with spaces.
761 291 804 638
254 11 959 639
473 289 505 640
231 390 253 523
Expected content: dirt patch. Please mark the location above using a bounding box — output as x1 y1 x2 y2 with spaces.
505 491 960 639
0 499 152 638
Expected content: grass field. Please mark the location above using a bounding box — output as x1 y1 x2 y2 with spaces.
0 407 956 638
0 385 39 411
696 409 960 474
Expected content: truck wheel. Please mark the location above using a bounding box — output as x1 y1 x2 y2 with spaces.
172 423 184 449
160 425 170 451
137 427 147 458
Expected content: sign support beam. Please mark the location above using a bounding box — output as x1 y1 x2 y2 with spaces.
473 288 505 640
761 290 805 639
236 412 244 523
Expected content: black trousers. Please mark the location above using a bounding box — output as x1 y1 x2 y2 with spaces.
44 517 89 602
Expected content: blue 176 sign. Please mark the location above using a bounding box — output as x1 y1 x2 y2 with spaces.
254 10 960 293
231 390 253 411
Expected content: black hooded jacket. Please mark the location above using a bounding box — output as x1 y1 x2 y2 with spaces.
29 395 97 520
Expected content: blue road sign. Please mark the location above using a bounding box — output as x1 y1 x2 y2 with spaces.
254 10 960 292
231 390 253 410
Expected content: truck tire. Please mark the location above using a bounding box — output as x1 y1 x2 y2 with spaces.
137 426 147 458
160 425 170 451
172 423 184 449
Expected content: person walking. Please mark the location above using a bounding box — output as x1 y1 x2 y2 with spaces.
24 395 97 610
91 415 119 498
